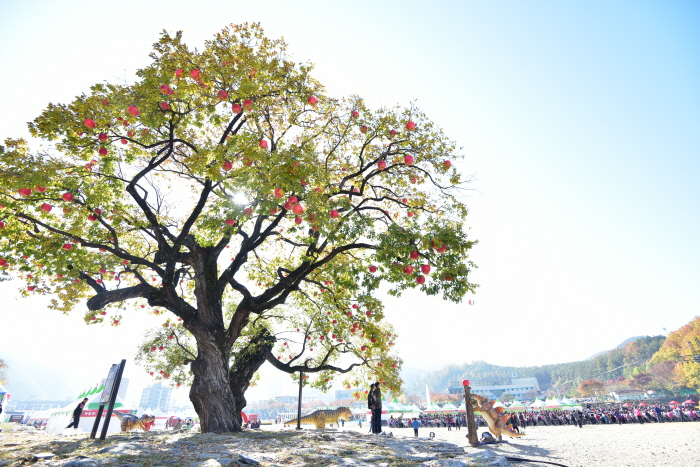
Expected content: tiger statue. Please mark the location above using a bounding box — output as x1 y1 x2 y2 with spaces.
284 407 352 429
112 411 156 432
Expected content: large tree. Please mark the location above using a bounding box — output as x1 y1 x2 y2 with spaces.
0 24 477 433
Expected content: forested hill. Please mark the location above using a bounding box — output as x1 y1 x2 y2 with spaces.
404 335 665 395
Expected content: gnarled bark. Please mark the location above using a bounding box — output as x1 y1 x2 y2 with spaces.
228 329 276 425
189 331 239 433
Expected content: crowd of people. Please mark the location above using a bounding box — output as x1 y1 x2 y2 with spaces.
383 402 698 432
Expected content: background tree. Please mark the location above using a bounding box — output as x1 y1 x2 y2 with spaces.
649 361 680 394
0 24 476 433
578 379 605 397
0 359 7 386
630 372 652 390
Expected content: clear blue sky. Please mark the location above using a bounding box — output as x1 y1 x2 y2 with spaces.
1 1 698 400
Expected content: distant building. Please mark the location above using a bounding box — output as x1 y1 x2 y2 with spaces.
139 383 171 410
448 377 540 400
275 395 318 404
334 389 355 401
7 398 74 411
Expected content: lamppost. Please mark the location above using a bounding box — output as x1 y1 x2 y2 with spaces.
295 359 311 430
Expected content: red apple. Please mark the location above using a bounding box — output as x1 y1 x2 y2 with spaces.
62 243 72 250
421 264 431 274
274 188 284 198
99 268 106 274
102 98 109 105
84 119 96 129
190 69 200 79
259 139 268 149
0 222 4 229
175 68 183 78
123 259 129 265
360 125 368 133
366 311 372 317
407 212 414 217
218 90 229 100
243 99 253 110
404 154 415 165
225 219 235 226
294 216 302 225
90 315 96 320
222 160 233 171
403 265 414 274
160 85 172 95
308 95 318 106
98 147 108 156
159 102 170 110
288 195 298 205
40 203 52 213
330 209 339 219
405 121 416 131
361 345 367 351
27 286 35 291
411 176 417 184
127 130 134 137
369 265 377 273
292 204 304 215
444 160 452 168
351 111 359 118
121 138 128 145
127 105 140 117
416 275 426 284
244 207 253 216
377 161 387 170
88 214 97 222
0 259 6 266
232 103 242 114
18 188 31 197
410 250 419 259
98 133 108 142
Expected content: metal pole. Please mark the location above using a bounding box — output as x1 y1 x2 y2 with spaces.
89 404 105 439
99 360 126 440
296 370 303 430
463 383 478 447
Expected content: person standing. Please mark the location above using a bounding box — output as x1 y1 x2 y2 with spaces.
371 382 383 434
573 410 582 428
412 417 421 437
66 398 89 429
367 383 376 433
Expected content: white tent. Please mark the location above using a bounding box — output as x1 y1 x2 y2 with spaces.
45 388 134 434
152 407 168 428
440 402 458 412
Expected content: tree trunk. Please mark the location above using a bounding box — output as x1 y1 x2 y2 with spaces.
189 333 240 433
229 329 276 425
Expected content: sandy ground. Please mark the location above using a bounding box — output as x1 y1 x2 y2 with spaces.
309 422 700 467
2 421 698 466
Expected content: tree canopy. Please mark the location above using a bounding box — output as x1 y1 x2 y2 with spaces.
0 23 477 432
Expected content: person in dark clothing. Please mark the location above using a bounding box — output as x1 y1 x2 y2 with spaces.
370 382 382 434
508 413 519 433
66 398 89 429
367 383 376 433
